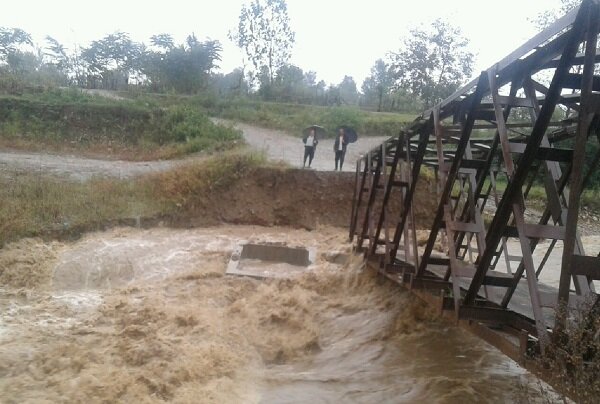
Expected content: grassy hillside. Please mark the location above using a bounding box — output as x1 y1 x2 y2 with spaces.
203 98 415 138
0 89 243 160
124 93 416 138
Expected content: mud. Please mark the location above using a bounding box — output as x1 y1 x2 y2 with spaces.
0 225 556 403
171 168 437 230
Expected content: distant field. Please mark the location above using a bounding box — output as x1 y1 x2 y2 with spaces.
123 92 417 138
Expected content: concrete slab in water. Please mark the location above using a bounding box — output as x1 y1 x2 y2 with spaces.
227 243 315 279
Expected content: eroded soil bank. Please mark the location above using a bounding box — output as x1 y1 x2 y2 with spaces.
18 167 438 246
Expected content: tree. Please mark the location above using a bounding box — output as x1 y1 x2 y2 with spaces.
389 19 474 108
530 0 580 30
44 36 68 70
143 35 222 93
6 48 41 75
81 32 143 89
39 36 72 85
315 80 327 105
361 59 393 111
272 63 304 101
303 70 316 87
230 0 295 86
338 76 358 105
0 27 34 74
150 33 175 51
170 36 221 92
213 67 249 96
0 27 32 60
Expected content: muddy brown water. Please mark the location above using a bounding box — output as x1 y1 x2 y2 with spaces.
0 226 557 403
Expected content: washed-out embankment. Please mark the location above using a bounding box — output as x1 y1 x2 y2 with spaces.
27 167 438 245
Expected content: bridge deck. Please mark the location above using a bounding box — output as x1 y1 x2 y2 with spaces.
425 264 558 327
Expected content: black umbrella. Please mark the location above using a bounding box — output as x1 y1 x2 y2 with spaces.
336 126 358 143
303 125 327 138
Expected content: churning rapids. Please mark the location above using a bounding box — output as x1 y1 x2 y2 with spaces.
0 225 556 403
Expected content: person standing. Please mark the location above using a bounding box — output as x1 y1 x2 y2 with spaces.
303 128 318 168
333 127 348 171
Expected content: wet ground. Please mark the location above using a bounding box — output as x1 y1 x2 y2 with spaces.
232 121 387 172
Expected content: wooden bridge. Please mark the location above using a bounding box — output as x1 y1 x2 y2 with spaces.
349 0 600 388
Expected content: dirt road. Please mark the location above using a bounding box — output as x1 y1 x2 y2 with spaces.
231 121 388 172
0 122 389 180
0 150 182 181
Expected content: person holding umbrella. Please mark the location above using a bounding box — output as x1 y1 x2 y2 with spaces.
333 126 357 170
302 125 325 168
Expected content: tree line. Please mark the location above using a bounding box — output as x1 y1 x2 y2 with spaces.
0 0 476 112
0 28 224 95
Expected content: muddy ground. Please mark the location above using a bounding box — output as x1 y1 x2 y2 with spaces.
229 121 388 172
167 168 437 231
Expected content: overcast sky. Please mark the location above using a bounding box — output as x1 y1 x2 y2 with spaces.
4 0 566 86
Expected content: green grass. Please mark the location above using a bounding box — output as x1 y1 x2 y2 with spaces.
208 98 416 138
0 86 415 159
124 93 416 138
0 172 164 246
0 89 243 160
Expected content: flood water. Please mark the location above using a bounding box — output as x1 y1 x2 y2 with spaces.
0 226 557 403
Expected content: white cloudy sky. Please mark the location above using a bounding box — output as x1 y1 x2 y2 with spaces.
3 0 567 86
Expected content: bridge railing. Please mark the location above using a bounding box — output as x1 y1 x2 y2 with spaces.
350 0 600 361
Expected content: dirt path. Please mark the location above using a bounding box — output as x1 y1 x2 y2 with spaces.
230 121 388 172
0 123 389 180
0 150 184 181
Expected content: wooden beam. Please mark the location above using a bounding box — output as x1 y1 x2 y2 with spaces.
571 255 600 279
465 2 589 307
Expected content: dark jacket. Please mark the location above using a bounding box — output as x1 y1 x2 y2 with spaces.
333 134 348 153
303 134 318 148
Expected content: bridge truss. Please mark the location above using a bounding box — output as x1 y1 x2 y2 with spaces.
349 0 600 379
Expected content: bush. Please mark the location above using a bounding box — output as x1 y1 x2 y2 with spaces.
542 302 600 403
